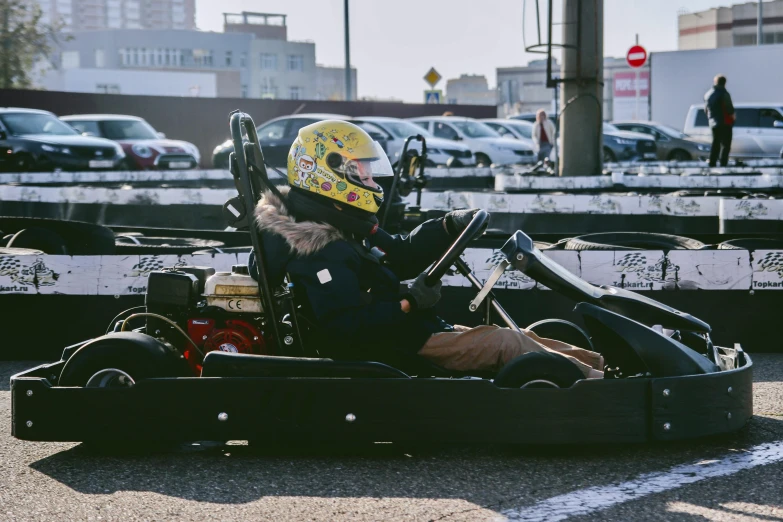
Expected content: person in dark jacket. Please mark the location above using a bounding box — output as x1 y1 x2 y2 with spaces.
250 120 603 378
704 75 735 167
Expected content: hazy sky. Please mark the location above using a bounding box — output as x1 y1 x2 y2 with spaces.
196 0 736 102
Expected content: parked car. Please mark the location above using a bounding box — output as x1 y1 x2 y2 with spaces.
683 103 783 160
612 121 711 161
61 114 199 170
212 113 349 170
0 108 125 172
602 122 658 163
510 113 657 163
481 118 534 143
352 116 475 168
408 116 535 166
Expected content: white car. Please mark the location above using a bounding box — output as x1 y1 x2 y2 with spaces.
683 103 783 159
407 116 535 166
352 117 474 168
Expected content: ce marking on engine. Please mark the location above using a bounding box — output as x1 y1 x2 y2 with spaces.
227 299 243 310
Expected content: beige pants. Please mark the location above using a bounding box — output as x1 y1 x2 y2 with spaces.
417 325 604 379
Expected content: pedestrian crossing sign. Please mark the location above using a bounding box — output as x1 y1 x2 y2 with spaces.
424 90 442 104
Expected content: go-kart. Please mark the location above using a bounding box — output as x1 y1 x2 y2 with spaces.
11 112 752 445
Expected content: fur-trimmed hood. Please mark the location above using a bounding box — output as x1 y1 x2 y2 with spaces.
254 186 345 256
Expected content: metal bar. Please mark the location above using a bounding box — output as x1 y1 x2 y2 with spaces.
546 0 554 87
454 258 521 332
229 112 284 352
758 0 763 45
469 259 509 312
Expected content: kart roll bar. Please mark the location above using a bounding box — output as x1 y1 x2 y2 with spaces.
229 110 284 352
381 134 427 230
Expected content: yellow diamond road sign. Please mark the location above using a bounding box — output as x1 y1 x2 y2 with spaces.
423 67 442 88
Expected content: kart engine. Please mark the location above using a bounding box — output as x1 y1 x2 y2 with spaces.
145 264 271 372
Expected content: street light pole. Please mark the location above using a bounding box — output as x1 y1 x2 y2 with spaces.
344 0 352 101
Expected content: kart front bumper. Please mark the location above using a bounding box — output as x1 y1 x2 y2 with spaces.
11 350 752 445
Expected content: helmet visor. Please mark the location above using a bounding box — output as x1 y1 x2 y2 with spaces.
343 141 393 192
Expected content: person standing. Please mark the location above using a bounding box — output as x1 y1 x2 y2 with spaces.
532 109 556 162
704 75 735 167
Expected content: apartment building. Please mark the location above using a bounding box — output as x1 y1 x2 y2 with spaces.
35 0 196 31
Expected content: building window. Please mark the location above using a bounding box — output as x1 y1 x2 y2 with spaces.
289 86 303 100
61 51 80 69
260 82 277 99
241 85 248 98
94 49 105 68
96 84 121 94
287 54 303 71
193 49 213 67
225 51 232 67
260 53 277 70
240 52 247 67
733 34 756 46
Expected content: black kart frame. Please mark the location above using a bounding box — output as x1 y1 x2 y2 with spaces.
10 112 753 445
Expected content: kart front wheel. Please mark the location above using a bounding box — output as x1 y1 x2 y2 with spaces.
494 352 584 389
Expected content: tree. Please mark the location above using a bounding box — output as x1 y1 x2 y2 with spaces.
0 0 68 89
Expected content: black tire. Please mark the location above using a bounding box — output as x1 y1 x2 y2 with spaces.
59 332 190 387
494 352 585 389
475 153 492 167
603 148 616 164
527 319 594 351
6 227 68 254
115 236 225 254
0 217 115 255
0 247 44 255
565 232 704 251
718 238 783 250
668 149 692 162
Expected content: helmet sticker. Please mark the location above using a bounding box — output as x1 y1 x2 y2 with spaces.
314 142 327 159
297 154 317 173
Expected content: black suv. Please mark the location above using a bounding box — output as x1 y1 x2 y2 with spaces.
0 108 125 172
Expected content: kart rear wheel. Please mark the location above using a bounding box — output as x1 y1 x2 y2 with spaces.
59 332 190 387
494 352 584 389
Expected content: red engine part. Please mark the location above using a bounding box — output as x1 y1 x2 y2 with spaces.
185 318 268 374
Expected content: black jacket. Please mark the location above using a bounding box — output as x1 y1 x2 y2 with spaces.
249 187 454 361
704 86 735 128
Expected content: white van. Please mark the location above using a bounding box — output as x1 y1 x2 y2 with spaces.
682 103 783 159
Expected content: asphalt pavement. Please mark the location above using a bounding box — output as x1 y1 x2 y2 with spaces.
2 356 783 522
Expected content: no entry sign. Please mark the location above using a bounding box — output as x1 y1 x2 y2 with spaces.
626 45 647 68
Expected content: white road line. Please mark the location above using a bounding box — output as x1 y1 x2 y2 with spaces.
499 441 783 522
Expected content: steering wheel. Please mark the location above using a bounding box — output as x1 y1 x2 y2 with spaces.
425 210 489 286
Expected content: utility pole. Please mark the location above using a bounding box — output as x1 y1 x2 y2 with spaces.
344 0 352 101
559 0 604 176
757 0 763 45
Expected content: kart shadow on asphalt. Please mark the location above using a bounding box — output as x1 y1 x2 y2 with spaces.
26 415 783 505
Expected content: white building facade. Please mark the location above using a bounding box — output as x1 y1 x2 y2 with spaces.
678 1 783 50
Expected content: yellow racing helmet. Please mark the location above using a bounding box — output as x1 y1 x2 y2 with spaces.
287 120 394 215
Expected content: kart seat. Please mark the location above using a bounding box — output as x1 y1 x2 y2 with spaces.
201 351 411 379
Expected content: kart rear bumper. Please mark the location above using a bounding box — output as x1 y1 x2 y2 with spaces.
11 351 752 445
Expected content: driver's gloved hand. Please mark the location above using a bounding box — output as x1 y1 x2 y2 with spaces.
444 208 488 237
405 271 442 311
